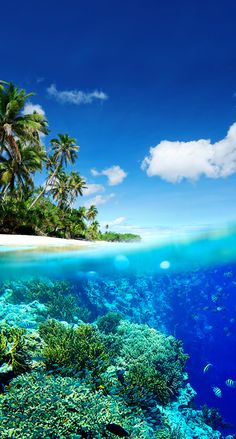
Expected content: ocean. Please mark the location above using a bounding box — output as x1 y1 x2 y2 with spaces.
0 228 236 438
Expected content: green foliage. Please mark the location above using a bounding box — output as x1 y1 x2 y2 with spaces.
0 80 138 241
0 372 152 439
100 232 141 242
0 325 31 374
97 312 122 334
39 320 109 376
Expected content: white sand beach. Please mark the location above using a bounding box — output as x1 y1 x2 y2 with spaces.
0 234 104 249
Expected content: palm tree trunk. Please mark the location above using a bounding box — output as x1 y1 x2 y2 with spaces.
28 164 60 209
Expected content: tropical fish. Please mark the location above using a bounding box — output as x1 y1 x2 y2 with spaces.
211 294 219 303
203 363 213 374
225 379 235 388
212 386 222 398
106 423 130 437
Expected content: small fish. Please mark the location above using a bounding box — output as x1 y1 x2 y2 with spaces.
203 363 213 374
225 379 235 388
211 294 219 303
106 423 130 437
212 386 222 398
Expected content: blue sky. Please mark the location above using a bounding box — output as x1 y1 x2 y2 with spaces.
2 0 236 236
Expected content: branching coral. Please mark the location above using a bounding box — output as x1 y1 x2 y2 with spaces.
97 312 122 334
0 326 31 375
112 321 188 405
39 320 109 377
0 372 152 439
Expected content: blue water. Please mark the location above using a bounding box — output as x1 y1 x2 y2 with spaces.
1 227 236 435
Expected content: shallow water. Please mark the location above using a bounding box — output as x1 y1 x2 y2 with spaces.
1 227 236 437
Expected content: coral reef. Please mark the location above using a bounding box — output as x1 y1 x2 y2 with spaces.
97 311 122 334
113 321 188 405
0 289 46 329
0 372 152 438
39 319 109 377
0 279 91 323
0 325 31 376
0 284 232 439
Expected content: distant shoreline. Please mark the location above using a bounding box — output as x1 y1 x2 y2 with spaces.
0 234 110 249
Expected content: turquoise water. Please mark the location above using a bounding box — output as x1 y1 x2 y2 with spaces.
0 227 236 438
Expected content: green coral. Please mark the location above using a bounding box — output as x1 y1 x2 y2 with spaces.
0 372 152 439
155 428 172 439
155 426 184 439
113 321 188 405
97 311 122 334
126 363 172 405
39 320 109 377
0 326 31 375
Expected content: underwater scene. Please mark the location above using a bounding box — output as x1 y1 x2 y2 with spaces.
0 229 236 439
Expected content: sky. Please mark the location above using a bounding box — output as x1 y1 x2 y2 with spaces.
2 0 236 237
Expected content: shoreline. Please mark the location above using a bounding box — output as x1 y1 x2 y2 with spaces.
0 234 109 249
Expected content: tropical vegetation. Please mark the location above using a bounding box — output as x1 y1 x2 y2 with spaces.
0 81 140 241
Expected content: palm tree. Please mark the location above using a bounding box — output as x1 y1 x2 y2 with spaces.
68 171 86 201
87 220 100 240
86 204 98 222
0 81 48 161
29 134 79 209
50 172 70 209
50 171 85 210
0 141 46 198
51 134 79 167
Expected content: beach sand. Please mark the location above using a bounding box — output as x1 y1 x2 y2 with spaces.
0 234 105 249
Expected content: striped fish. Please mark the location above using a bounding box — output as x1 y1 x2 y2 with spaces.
203 363 213 374
212 386 222 398
225 379 235 388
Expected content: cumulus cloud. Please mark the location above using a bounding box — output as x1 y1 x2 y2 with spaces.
91 165 127 185
47 84 108 105
83 183 105 197
142 122 236 183
22 102 45 116
84 193 115 208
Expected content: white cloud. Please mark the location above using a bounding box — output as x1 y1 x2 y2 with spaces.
22 102 45 116
91 165 127 185
83 183 105 197
142 122 236 183
84 193 115 208
102 217 126 227
90 168 100 177
47 84 108 105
